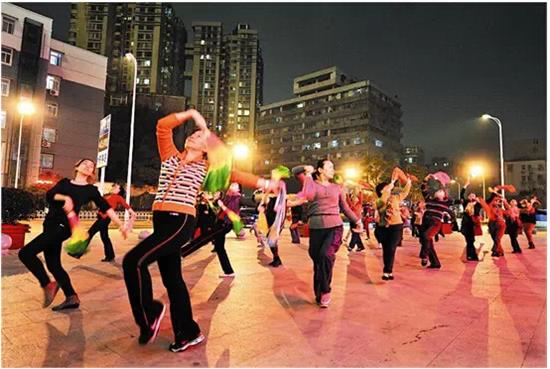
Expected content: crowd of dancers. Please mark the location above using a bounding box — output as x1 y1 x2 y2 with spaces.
17 109 541 353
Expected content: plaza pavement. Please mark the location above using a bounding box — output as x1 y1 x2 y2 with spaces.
1 220 547 367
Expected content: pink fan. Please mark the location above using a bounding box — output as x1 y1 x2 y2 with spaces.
431 171 451 186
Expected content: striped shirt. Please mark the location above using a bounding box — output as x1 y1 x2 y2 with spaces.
152 113 260 216
421 181 454 223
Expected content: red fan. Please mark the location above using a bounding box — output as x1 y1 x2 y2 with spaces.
391 167 418 185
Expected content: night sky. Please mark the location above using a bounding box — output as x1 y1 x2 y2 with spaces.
16 2 547 173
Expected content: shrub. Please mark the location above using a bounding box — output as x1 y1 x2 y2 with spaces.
1 187 36 224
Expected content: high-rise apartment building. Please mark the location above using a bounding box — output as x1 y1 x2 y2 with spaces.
189 21 223 129
189 22 263 147
219 24 263 144
68 3 186 107
2 3 108 187
255 67 402 175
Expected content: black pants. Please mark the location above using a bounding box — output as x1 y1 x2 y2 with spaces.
507 222 522 252
87 216 114 259
122 211 199 341
308 226 343 302
380 224 403 273
181 220 234 274
374 225 383 244
419 219 442 267
289 223 300 244
348 230 364 250
19 221 75 297
462 227 477 259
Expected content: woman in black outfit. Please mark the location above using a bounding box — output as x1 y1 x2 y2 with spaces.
18 158 127 311
459 178 483 261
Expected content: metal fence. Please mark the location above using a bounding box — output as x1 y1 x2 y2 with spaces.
33 210 153 221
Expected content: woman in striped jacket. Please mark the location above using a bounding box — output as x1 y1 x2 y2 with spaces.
122 109 278 353
419 174 455 269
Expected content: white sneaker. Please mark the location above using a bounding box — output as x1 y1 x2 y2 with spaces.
219 273 235 278
319 292 331 308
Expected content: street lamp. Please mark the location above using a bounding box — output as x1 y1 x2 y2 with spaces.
450 179 461 198
14 100 35 188
481 114 505 198
125 52 137 223
470 165 486 201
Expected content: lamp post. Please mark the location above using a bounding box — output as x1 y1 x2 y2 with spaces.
481 114 505 198
450 179 461 199
14 100 35 188
125 53 137 223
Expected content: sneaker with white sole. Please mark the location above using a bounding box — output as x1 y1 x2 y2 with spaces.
219 273 235 278
319 292 331 308
139 302 166 345
169 333 205 352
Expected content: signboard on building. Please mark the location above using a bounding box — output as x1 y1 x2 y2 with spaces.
97 115 111 168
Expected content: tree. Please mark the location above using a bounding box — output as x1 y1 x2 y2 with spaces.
403 163 428 202
359 150 395 190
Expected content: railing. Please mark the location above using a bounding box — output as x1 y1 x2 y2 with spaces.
33 210 154 221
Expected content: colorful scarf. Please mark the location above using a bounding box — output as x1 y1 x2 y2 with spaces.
203 134 233 193
64 211 90 255
267 181 287 248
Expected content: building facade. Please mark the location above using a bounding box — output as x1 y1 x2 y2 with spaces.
505 137 546 201
255 67 402 175
402 145 425 166
2 3 107 187
505 159 546 200
188 22 263 147
68 3 186 107
189 21 223 130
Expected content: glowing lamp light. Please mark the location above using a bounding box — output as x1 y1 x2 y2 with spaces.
17 101 35 115
232 143 250 160
470 165 484 178
344 167 359 179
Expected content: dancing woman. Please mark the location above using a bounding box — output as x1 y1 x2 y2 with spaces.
459 177 483 261
419 174 455 269
85 183 136 262
181 183 242 277
375 173 412 280
18 159 127 311
478 186 511 257
122 109 278 352
346 188 365 252
520 196 539 249
290 160 362 308
505 199 523 253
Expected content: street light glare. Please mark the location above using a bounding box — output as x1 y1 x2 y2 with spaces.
17 101 35 115
470 165 483 177
233 143 250 160
481 114 492 120
344 167 359 179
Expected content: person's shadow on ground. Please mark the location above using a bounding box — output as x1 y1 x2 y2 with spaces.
42 309 85 367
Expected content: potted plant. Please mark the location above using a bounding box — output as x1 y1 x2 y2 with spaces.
1 187 36 249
